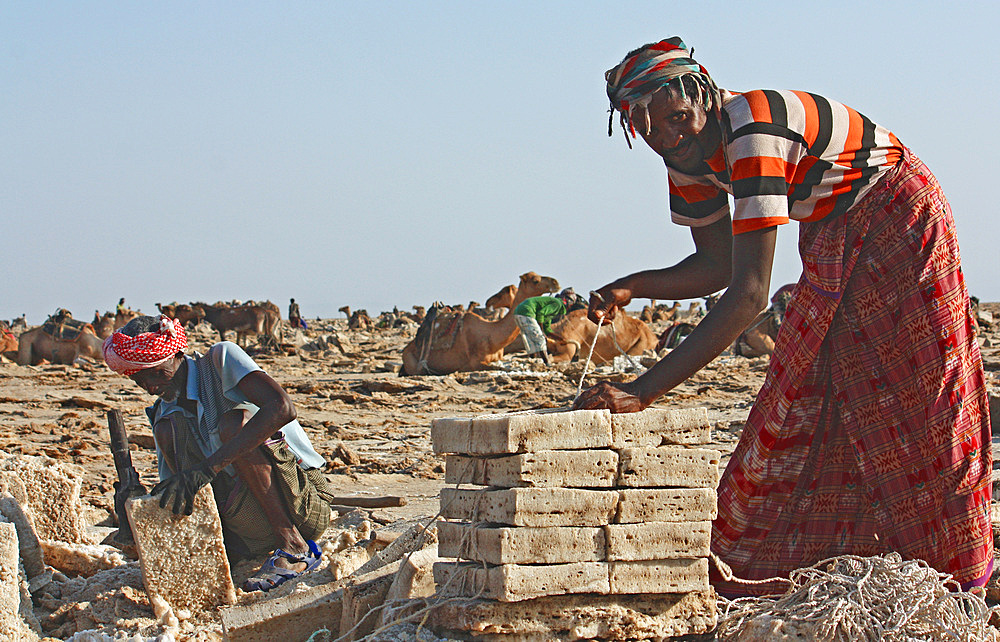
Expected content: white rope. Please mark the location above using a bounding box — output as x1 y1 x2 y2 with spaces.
571 290 646 399
716 553 1000 641
711 551 791 588
574 315 605 400
607 319 641 371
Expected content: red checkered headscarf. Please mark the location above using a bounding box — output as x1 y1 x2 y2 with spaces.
103 315 188 376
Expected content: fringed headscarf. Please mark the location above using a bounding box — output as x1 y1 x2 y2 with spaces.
605 37 721 148
103 315 188 376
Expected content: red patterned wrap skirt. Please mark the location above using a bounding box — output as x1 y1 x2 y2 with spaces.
712 148 993 596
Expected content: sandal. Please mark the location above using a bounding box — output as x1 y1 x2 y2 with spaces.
243 539 322 592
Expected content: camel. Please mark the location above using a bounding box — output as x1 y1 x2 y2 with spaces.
156 302 177 318
92 311 116 339
678 301 703 322
114 307 139 330
175 303 206 328
732 283 795 358
0 321 17 355
348 309 373 330
400 271 560 375
17 317 104 365
657 302 682 322
198 302 279 349
156 302 206 328
484 285 517 311
252 301 282 348
377 310 399 328
256 300 281 319
545 309 657 365
733 309 780 358
640 301 682 323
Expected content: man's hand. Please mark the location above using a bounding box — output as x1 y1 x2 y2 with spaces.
572 381 647 413
151 462 216 516
588 286 633 324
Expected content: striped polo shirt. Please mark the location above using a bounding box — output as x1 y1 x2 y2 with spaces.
668 89 903 234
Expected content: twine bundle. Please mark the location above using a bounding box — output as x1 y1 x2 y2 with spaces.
716 553 1000 641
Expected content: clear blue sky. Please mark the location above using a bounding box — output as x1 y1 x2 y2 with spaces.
4 2 997 322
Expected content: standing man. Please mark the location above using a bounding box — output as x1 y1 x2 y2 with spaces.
575 37 992 595
103 315 334 591
288 298 306 329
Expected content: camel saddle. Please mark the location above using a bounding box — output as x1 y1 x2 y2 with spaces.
411 307 464 366
426 312 463 351
41 317 94 342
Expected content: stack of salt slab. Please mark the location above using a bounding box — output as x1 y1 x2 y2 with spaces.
428 407 720 641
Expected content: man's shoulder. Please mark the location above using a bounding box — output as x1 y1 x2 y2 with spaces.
724 88 847 124
208 340 248 356
207 341 260 371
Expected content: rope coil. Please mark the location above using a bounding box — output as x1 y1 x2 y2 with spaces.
716 553 1000 641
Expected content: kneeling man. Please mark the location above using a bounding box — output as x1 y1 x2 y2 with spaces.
103 315 334 591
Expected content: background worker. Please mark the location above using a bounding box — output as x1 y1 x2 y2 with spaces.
288 298 306 329
513 288 585 365
103 315 334 592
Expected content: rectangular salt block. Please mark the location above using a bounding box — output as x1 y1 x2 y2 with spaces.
611 407 711 448
440 487 618 527
604 522 711 561
221 583 344 642
438 521 605 565
616 446 721 488
126 486 237 616
616 488 717 524
609 558 710 594
432 409 612 455
0 455 85 544
445 449 618 488
428 590 718 640
434 561 609 602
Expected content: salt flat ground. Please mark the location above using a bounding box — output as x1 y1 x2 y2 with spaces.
1 303 996 639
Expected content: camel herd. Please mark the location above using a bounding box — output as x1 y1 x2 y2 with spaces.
396 271 782 376
4 299 285 366
1 277 795 372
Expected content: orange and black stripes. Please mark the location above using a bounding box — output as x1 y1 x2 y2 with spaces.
669 89 904 234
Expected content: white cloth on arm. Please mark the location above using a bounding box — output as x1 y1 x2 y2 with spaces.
147 341 325 480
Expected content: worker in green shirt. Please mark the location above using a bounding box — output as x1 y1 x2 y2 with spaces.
513 288 585 365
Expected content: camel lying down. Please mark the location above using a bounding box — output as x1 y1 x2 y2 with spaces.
546 310 657 365
400 271 560 375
